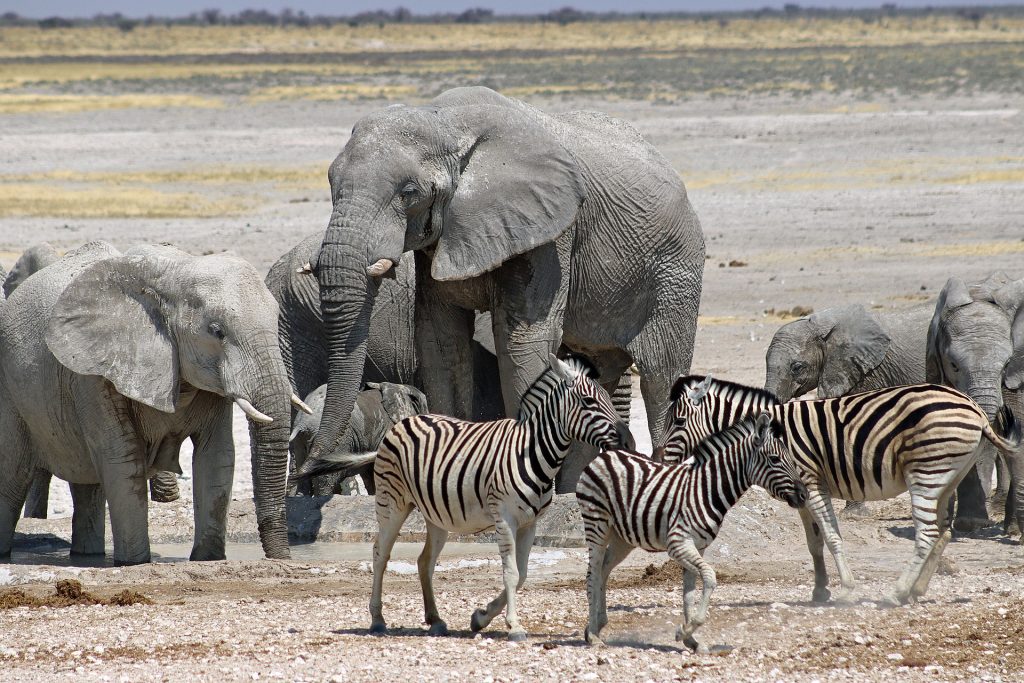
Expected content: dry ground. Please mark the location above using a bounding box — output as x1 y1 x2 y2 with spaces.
0 18 1023 683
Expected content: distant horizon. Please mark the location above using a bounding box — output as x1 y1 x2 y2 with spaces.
4 0 1018 21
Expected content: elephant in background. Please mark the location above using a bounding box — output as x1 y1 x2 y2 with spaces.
3 242 58 298
927 273 1024 535
310 87 703 493
0 242 297 563
289 382 428 496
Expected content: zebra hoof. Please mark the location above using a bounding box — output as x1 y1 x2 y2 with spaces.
427 621 448 637
368 621 387 635
584 628 605 647
470 608 490 633
811 587 832 604
508 629 527 642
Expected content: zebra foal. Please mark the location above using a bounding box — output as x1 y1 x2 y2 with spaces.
661 376 1022 605
298 354 633 640
577 413 807 651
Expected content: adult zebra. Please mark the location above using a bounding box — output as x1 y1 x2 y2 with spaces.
659 376 1021 605
297 354 633 640
577 413 807 651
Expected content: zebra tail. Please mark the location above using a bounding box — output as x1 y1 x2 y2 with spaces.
293 450 378 482
983 405 1023 456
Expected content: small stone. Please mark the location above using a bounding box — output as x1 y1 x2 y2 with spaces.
887 653 903 661
597 656 609 665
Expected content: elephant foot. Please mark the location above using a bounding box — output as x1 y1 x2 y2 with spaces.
427 620 448 637
1004 519 1021 538
189 547 227 562
584 627 605 647
69 548 106 558
470 608 491 633
368 621 387 635
113 556 151 567
953 516 994 534
507 629 527 642
811 586 832 604
840 501 871 520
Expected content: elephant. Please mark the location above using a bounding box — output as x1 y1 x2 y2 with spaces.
927 273 1024 535
764 302 936 518
309 87 704 493
289 382 428 496
3 241 57 298
0 241 298 563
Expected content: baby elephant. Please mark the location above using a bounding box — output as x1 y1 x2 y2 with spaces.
289 382 428 496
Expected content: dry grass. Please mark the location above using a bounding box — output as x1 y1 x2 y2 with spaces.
0 184 245 218
247 83 418 102
4 164 327 188
2 17 1022 58
0 93 222 114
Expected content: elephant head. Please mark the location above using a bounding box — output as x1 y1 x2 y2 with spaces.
44 245 296 559
369 381 429 425
1001 281 1024 392
927 274 1022 419
765 305 890 401
3 242 58 298
311 88 585 460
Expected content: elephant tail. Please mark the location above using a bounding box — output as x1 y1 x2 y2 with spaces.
982 405 1022 457
293 450 378 482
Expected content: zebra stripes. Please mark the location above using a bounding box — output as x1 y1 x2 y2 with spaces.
661 376 1022 605
577 413 807 650
340 354 632 640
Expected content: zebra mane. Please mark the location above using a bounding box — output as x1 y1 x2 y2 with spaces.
684 417 760 468
670 374 780 405
517 354 598 422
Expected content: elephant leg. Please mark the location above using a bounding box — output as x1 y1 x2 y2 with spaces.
69 483 105 556
190 405 234 561
149 471 180 504
953 445 994 533
0 420 34 558
557 371 630 493
22 468 52 519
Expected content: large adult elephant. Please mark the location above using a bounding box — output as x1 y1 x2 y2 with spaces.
927 273 1024 535
0 242 296 563
3 242 57 297
309 87 704 487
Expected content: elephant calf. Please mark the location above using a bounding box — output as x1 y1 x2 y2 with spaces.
289 382 428 496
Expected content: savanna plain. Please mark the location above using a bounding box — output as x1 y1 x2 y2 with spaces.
0 14 1023 682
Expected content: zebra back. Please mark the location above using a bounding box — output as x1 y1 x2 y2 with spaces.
659 374 780 464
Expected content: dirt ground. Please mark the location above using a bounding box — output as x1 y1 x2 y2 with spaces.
1 30 1023 682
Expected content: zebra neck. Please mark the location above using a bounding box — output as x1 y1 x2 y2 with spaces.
519 399 573 486
690 448 752 527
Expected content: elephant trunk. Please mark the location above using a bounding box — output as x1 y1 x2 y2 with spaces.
310 210 382 465
966 378 1005 421
764 373 793 403
243 336 295 560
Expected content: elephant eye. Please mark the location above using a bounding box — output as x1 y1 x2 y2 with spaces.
791 361 807 373
208 322 226 341
948 360 959 373
400 184 420 204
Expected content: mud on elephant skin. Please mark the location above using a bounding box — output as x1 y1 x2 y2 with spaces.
0 241 298 564
311 87 703 492
288 381 428 496
927 273 1024 536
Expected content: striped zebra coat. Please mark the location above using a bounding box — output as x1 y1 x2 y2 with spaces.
577 414 807 650
661 376 1022 605
301 354 632 640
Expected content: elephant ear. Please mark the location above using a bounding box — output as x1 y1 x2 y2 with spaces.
379 383 428 424
926 277 974 384
45 254 179 413
1003 288 1024 390
430 103 586 281
809 305 891 397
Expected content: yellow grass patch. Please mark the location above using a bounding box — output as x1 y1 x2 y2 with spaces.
939 168 1024 185
5 165 328 190
247 83 418 102
0 184 244 218
0 93 222 114
697 315 742 327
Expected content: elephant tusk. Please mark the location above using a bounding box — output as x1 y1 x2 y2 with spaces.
366 258 394 277
236 397 273 424
296 262 313 275
291 393 314 415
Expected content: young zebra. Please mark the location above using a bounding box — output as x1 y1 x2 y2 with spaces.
298 354 633 640
577 413 807 651
661 376 1022 605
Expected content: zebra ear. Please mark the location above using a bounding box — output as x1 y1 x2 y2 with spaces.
686 375 713 405
753 412 773 447
548 353 575 385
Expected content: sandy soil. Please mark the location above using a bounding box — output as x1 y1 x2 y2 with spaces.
0 89 1022 681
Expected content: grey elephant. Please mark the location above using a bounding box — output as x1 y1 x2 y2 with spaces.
3 241 57 298
289 382 428 496
927 273 1024 535
309 87 703 491
265 233 505 423
0 241 298 563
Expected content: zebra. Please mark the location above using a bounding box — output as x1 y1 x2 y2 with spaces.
296 354 633 641
659 375 1022 605
576 413 807 651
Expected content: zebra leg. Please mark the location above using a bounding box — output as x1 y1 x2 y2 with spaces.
471 516 527 640
805 485 857 602
599 534 633 631
676 554 709 654
584 537 609 646
798 506 831 603
890 479 950 605
369 500 412 635
418 522 449 636
667 536 715 650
